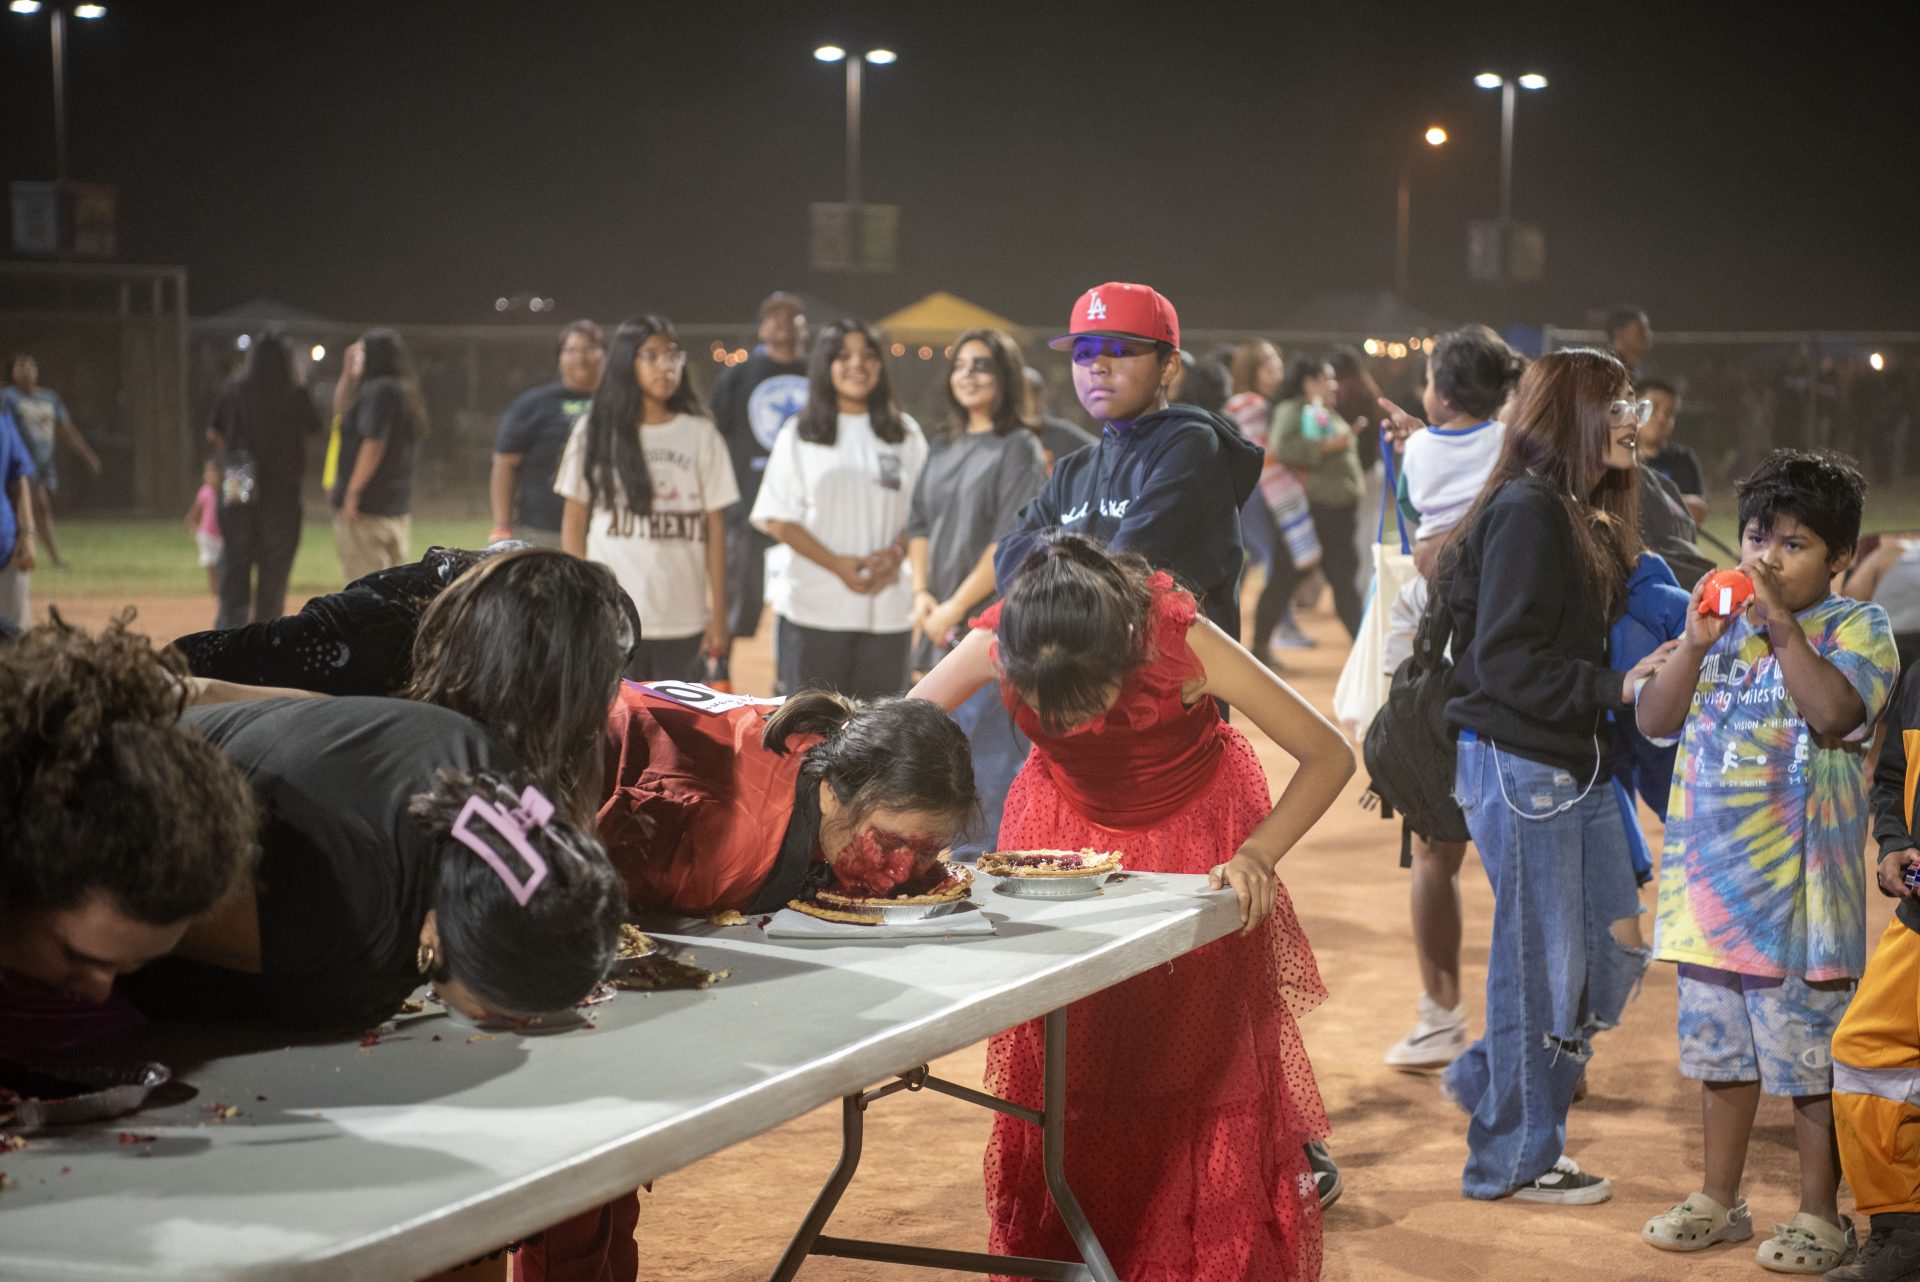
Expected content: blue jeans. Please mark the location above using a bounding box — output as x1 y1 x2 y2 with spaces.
949 678 1029 855
1443 734 1649 1198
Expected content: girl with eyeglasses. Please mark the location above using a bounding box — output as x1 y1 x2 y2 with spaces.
1434 347 1670 1207
558 316 738 681
750 319 928 698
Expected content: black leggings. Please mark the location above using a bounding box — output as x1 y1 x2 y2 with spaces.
1251 538 1303 652
1309 503 1365 639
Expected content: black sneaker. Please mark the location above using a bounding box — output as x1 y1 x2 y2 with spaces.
1826 1223 1920 1281
1304 1141 1342 1210
1510 1155 1611 1205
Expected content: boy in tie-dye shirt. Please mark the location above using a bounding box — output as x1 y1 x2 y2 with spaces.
1634 450 1898 1272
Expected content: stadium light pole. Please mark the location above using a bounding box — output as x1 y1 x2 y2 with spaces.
814 45 896 220
10 0 106 194
1474 71 1547 223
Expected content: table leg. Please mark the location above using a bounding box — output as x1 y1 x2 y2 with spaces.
765 1006 1120 1281
766 1092 864 1282
1041 1007 1119 1282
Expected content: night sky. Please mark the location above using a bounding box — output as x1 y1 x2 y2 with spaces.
3 0 1915 332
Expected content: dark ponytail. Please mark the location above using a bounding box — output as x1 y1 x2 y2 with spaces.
409 768 627 1016
998 532 1157 737
764 690 976 833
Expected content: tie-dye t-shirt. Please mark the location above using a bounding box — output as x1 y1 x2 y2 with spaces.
1653 594 1899 980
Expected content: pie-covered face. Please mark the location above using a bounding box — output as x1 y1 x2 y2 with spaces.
824 808 962 898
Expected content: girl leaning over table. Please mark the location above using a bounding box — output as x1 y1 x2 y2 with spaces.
517 681 981 1282
912 532 1354 1282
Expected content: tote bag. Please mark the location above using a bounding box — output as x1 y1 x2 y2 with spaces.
1332 428 1419 740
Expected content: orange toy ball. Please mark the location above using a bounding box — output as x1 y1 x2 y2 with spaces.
1698 568 1755 616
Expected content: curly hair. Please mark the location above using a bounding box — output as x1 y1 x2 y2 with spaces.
408 768 626 1015
1 613 257 924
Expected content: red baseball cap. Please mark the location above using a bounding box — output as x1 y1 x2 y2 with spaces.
1047 282 1180 352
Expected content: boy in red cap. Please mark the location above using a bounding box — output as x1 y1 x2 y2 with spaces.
993 283 1263 642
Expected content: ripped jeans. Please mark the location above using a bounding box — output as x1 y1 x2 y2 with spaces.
1444 733 1649 1199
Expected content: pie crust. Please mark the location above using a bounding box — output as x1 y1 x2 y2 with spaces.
788 863 974 923
978 848 1123 878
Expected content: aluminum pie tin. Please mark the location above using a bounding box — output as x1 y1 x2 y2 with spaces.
989 872 1112 899
0 1060 171 1133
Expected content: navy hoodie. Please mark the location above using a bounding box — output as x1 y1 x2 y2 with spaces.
994 405 1263 639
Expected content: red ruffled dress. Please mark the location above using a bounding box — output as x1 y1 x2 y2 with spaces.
975 575 1329 1282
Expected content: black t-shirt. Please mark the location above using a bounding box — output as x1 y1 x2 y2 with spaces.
210 380 321 494
706 352 809 509
173 547 478 696
330 376 419 517
1036 414 1096 470
494 380 593 533
121 697 518 1030
1644 443 1705 497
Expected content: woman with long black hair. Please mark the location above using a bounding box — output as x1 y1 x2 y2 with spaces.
329 328 429 581
556 315 736 679
1438 348 1662 1206
207 331 321 627
751 319 927 698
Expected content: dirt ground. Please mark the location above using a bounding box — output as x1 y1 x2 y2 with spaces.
46 588 1893 1282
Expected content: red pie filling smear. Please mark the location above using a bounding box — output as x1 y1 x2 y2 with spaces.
828 827 950 898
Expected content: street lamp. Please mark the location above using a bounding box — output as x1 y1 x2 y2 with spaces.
9 0 107 198
812 44 896 222
1473 70 1547 224
1395 124 1448 300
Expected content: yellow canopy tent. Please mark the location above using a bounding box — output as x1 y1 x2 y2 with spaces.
875 292 1026 341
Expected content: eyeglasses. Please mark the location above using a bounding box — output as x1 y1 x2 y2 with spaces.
1070 337 1158 367
637 348 688 369
1608 398 1653 428
954 358 998 378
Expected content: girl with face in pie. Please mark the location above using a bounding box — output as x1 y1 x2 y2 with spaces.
0 616 258 1052
520 684 979 1282
912 531 1355 1282
595 684 979 916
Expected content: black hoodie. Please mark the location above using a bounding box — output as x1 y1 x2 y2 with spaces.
993 405 1263 639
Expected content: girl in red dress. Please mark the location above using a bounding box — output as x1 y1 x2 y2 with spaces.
912 533 1354 1282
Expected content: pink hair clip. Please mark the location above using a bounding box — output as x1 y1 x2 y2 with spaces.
449 785 554 907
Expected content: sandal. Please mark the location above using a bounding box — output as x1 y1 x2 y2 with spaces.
1756 1213 1855 1274
1642 1192 1754 1252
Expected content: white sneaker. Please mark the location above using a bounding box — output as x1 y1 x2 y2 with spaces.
1385 994 1468 1069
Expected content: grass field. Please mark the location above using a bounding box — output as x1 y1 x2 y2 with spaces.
34 489 1920 600
39 515 492 597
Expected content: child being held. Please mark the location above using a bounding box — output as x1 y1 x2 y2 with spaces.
1636 449 1900 1273
186 458 222 599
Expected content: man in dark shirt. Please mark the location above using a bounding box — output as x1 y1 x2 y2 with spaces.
1023 366 1096 474
1605 304 1653 381
1637 377 1708 523
489 320 604 548
709 292 811 637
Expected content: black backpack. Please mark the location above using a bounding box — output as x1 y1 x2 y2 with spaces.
1363 587 1471 847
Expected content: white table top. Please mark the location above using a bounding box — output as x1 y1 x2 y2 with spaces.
0 872 1239 1282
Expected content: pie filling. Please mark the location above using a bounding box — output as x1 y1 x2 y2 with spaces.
978 848 1123 878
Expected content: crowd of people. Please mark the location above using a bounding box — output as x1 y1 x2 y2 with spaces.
4 276 1920 1282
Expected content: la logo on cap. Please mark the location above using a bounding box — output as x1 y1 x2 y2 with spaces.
1048 281 1181 352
